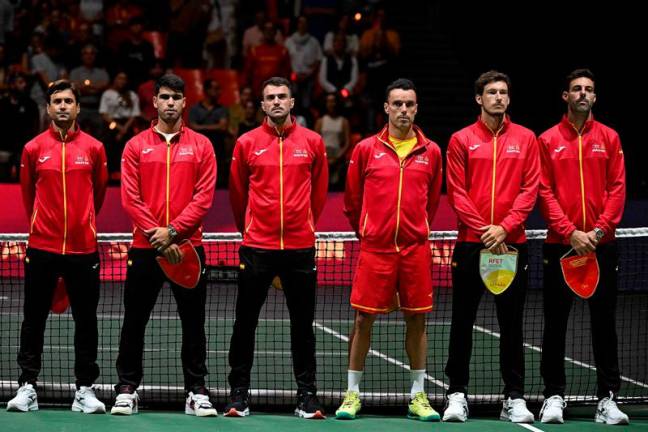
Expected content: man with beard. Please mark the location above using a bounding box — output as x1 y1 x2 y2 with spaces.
226 77 328 419
111 74 217 416
336 78 443 421
537 69 628 425
444 71 539 423
7 80 108 413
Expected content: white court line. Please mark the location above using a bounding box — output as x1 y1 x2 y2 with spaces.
314 321 449 390
517 424 545 432
473 324 648 389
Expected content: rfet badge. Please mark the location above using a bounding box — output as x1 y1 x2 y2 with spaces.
479 248 519 295
560 251 599 299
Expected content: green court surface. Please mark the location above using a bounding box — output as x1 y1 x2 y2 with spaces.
1 410 648 432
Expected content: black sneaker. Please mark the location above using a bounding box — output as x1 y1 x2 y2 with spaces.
295 391 326 419
224 388 250 417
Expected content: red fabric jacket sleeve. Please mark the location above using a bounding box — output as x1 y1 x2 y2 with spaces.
343 143 367 234
93 144 108 214
19 144 36 219
446 135 488 230
170 139 217 237
595 132 626 234
538 136 577 240
310 137 328 223
120 139 160 232
229 140 249 233
500 136 540 234
427 144 443 226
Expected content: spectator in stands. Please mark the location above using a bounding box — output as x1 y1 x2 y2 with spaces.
235 99 260 137
64 21 103 69
323 15 358 56
118 17 154 89
444 70 539 423
137 59 166 122
6 79 108 414
189 78 229 187
228 85 254 136
203 1 226 68
27 32 66 128
0 72 39 181
99 71 140 178
242 21 291 98
537 69 629 425
242 10 283 57
226 76 328 419
285 15 322 116
112 73 217 417
167 0 212 68
104 0 143 52
0 42 10 91
314 93 350 190
336 78 442 421
70 44 109 137
319 33 358 96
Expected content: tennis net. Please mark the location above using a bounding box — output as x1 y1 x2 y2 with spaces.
0 229 646 408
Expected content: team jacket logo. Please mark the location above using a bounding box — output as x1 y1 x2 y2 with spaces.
468 144 480 151
254 148 268 156
178 147 194 156
506 144 520 154
38 156 51 163
293 149 309 158
591 143 607 153
74 155 90 165
414 155 429 165
142 148 154 154
374 152 386 159
554 145 566 153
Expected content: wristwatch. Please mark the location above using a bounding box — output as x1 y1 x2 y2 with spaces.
594 227 605 241
167 225 178 239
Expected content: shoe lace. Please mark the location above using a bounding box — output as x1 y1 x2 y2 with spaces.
547 396 566 409
192 394 213 408
414 393 431 408
341 392 358 407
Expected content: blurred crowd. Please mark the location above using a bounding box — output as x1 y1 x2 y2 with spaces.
0 0 402 189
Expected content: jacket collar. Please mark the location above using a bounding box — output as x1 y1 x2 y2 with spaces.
560 113 595 135
475 114 510 138
48 122 80 142
261 116 297 138
375 124 429 153
150 119 185 142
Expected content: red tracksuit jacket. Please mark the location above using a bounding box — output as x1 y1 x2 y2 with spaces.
538 115 625 244
229 118 328 249
446 116 540 244
121 122 216 248
344 125 443 253
20 125 108 254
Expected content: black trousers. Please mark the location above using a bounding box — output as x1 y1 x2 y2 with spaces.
445 242 529 399
115 247 208 392
541 242 621 399
228 246 318 393
18 248 100 388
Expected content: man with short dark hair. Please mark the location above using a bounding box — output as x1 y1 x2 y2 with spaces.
444 70 539 423
336 78 442 421
7 80 108 413
537 69 628 425
226 76 328 419
111 74 217 416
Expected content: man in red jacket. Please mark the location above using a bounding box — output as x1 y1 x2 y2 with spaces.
8 80 108 414
537 69 628 425
444 71 539 423
226 76 328 419
336 79 443 421
111 74 217 417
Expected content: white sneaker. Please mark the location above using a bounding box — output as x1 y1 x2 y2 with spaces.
6 384 38 412
540 395 565 423
72 386 106 414
442 392 468 422
500 397 534 423
595 393 629 425
185 392 217 417
110 391 139 415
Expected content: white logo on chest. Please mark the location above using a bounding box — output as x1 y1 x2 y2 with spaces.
468 144 480 151
374 152 386 159
254 149 268 156
38 156 51 163
179 147 194 156
293 149 309 158
142 148 154 154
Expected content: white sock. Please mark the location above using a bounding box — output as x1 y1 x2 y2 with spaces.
348 370 363 392
410 369 425 398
